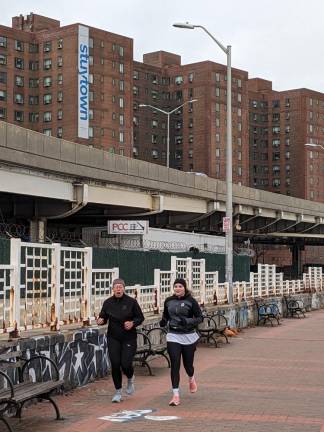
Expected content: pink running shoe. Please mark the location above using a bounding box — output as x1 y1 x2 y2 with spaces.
169 394 180 406
189 377 198 393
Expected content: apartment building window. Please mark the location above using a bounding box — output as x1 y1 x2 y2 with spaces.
57 38 63 49
43 41 52 52
175 120 182 130
272 126 280 134
15 40 24 51
57 74 63 85
272 113 280 122
88 73 93 84
151 134 158 144
29 43 39 53
285 138 290 146
0 108 6 119
188 72 194 83
272 100 280 108
119 80 125 91
14 111 24 122
285 125 290 133
286 151 290 160
29 61 39 70
43 76 52 87
238 166 242 176
57 56 63 67
309 98 313 106
152 150 159 159
285 98 290 107
119 97 124 108
0 36 7 48
29 113 39 123
88 109 93 120
175 75 183 85
43 59 52 70
57 91 63 102
215 72 220 82
43 111 52 122
238 107 242 117
119 131 124 143
216 103 220 112
133 116 139 126
216 118 220 127
29 95 39 105
238 137 242 146
119 63 124 74
119 114 124 126
15 75 24 87
57 127 63 138
272 152 280 161
28 78 38 89
252 100 258 108
152 90 159 100
88 55 93 66
133 86 139 96
272 165 280 175
216 148 220 157
189 119 193 128
215 87 220 97
43 94 52 104
14 93 24 104
238 151 242 161
285 112 290 121
100 40 104 48
189 134 194 143
0 72 6 84
57 109 63 120
152 119 158 128
0 90 6 101
238 93 242 102
272 179 280 187
88 127 93 138
216 133 220 143
0 54 6 65
238 78 242 87
43 128 52 136
238 122 242 131
89 91 94 101
15 58 24 69
272 139 280 148
133 70 139 80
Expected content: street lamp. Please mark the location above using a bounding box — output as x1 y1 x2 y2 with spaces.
173 22 234 303
139 99 197 168
305 143 324 151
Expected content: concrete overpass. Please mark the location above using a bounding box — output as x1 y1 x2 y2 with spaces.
1 121 324 254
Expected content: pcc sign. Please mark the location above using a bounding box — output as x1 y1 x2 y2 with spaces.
108 220 149 235
78 25 89 139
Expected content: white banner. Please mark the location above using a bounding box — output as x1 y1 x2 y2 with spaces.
108 220 149 235
78 25 89 139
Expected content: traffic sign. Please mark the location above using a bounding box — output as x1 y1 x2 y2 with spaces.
222 216 231 233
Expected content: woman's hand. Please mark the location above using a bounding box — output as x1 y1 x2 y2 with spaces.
124 321 134 330
97 317 105 325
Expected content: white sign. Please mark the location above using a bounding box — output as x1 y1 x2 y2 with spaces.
78 25 89 139
222 216 231 233
108 220 149 235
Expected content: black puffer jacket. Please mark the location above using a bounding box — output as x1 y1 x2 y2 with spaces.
160 293 203 334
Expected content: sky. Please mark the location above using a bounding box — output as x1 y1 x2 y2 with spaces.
2 0 323 93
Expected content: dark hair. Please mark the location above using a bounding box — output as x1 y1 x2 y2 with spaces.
173 278 189 294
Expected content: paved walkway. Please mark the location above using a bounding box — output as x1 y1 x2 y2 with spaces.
9 309 324 432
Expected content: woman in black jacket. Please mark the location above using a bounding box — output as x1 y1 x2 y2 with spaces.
160 278 203 406
97 278 144 403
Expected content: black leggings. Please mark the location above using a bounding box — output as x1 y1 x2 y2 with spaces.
167 341 197 389
107 337 137 390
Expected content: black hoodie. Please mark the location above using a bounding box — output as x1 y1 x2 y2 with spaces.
99 294 144 341
160 293 203 334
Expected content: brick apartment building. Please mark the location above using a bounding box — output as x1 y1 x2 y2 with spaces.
248 78 324 202
133 51 249 185
0 12 133 156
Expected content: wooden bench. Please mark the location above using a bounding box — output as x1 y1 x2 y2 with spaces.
255 299 281 326
284 296 306 318
146 327 170 368
0 343 64 432
198 316 219 348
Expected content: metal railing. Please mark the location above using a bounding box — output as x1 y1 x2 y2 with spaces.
0 239 323 334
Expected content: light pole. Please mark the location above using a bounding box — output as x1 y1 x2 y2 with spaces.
305 143 324 151
173 22 234 303
139 99 197 168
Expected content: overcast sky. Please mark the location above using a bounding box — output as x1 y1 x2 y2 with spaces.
2 0 323 93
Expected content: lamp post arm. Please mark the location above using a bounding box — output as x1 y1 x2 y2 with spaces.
140 104 169 115
195 25 229 54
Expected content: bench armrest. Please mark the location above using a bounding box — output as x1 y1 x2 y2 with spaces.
0 370 14 398
21 355 60 382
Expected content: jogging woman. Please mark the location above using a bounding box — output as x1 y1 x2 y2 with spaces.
97 278 144 403
160 278 203 406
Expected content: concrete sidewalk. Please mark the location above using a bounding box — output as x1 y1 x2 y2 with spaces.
9 309 324 432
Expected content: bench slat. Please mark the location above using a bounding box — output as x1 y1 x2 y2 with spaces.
0 351 22 361
0 380 64 402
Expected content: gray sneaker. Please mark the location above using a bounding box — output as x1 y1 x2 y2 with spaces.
112 389 122 403
126 376 135 395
